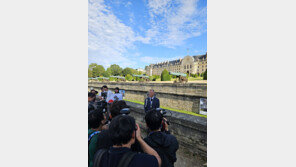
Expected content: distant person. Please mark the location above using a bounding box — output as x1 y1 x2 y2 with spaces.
144 89 160 113
93 115 162 167
99 85 113 103
91 89 99 101
88 109 107 167
144 109 179 167
112 87 123 101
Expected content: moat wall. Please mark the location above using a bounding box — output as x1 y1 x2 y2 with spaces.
88 81 207 114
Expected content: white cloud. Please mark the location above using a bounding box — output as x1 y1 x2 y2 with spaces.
88 0 139 68
145 0 206 47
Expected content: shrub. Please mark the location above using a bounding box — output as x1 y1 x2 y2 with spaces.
125 74 133 81
203 70 207 80
161 69 171 81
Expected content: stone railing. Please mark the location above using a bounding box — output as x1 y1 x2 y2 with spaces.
126 101 207 167
88 81 207 114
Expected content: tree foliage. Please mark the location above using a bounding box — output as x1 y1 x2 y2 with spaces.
161 69 171 81
88 63 105 77
107 64 122 76
203 69 207 80
125 74 133 81
122 67 134 76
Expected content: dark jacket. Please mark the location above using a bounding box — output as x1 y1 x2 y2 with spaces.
144 131 179 167
99 147 158 167
96 129 142 152
144 97 160 113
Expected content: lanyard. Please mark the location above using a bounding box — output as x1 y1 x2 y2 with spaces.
88 131 100 141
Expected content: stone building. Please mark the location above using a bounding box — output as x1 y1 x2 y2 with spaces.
145 53 207 76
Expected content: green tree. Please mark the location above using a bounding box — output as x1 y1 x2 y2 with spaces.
125 74 133 81
102 71 110 77
161 69 171 81
89 63 105 77
122 67 134 76
203 69 207 80
88 69 92 78
107 64 122 76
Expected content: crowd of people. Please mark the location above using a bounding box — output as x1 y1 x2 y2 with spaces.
88 86 179 167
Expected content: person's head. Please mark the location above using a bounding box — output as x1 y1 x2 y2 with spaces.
88 92 96 102
148 89 155 97
102 85 108 92
114 87 119 93
88 110 106 130
91 89 96 94
109 115 137 146
145 109 163 131
109 100 129 119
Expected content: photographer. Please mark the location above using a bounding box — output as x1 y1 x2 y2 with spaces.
88 109 107 167
88 92 96 113
93 115 161 167
144 89 160 113
88 92 96 103
144 109 179 167
96 100 130 150
90 89 99 101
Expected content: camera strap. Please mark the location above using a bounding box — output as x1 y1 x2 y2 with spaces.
88 131 100 142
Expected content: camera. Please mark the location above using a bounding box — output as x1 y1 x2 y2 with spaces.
120 108 130 115
155 108 171 131
101 92 107 100
156 108 167 116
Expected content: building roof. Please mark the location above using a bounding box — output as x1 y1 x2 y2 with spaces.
147 53 207 68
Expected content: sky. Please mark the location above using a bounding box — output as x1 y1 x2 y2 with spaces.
88 0 207 69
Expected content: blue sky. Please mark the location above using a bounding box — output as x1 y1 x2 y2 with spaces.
88 0 207 69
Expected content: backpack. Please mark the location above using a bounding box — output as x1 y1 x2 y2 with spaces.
93 149 137 167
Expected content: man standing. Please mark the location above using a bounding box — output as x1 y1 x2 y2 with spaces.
144 89 160 113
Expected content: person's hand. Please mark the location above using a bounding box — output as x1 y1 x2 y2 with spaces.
135 123 142 140
102 124 108 130
163 118 169 131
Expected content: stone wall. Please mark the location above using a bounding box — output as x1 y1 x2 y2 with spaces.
88 81 207 114
126 101 207 167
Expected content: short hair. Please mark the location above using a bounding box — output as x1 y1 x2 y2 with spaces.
88 92 96 98
109 115 136 146
102 85 108 89
145 109 163 131
88 110 105 129
115 87 119 91
110 100 129 118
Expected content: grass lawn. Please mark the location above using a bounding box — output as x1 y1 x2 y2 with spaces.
125 99 207 118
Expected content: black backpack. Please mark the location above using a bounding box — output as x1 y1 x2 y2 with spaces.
93 149 137 167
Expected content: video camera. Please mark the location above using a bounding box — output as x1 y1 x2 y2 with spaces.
155 108 171 131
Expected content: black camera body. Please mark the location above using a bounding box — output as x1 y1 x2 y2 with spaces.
156 108 167 116
155 108 171 131
101 92 107 100
120 108 130 115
